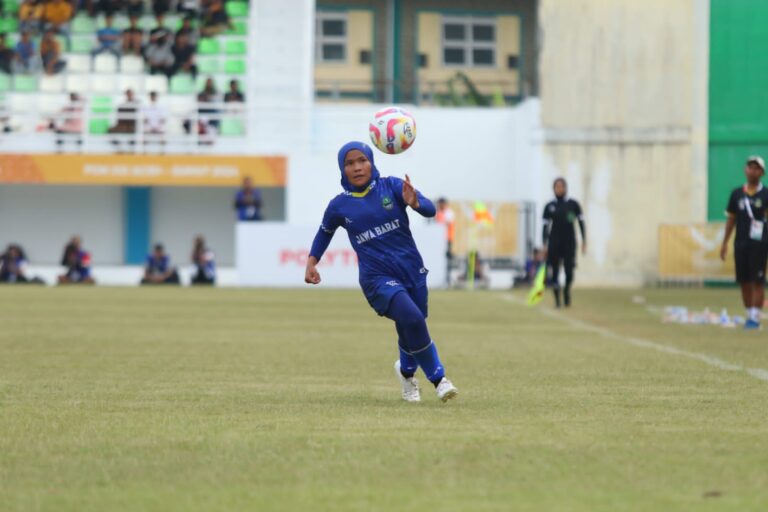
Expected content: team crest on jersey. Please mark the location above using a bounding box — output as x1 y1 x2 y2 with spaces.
382 196 394 210
757 199 763 208
567 212 576 222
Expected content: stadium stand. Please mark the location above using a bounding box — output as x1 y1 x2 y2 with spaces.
0 0 250 147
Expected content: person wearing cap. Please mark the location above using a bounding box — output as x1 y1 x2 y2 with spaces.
720 156 768 329
140 243 180 285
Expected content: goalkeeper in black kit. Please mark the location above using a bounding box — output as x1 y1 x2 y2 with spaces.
542 178 586 308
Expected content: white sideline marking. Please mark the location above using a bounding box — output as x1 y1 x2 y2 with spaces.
501 294 768 382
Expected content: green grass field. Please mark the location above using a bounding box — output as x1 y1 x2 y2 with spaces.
1 286 768 511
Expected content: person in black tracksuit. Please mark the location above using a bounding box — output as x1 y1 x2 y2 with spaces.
720 156 768 329
542 178 586 308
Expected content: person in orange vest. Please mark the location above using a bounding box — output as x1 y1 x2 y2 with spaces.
435 197 455 255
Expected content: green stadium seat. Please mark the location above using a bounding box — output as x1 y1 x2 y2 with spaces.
224 59 245 75
198 38 220 55
220 118 245 136
72 15 97 34
170 75 195 94
224 39 246 55
197 57 219 74
70 37 93 54
13 75 37 92
89 119 110 134
0 17 18 33
2 0 18 14
225 20 247 36
91 96 113 114
0 73 9 92
225 2 248 18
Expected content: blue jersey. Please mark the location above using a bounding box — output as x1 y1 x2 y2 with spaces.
310 175 436 291
234 189 262 221
146 254 170 274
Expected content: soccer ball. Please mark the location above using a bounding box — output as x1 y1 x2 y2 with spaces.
369 106 417 155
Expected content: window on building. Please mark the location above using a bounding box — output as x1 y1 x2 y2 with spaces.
441 16 496 68
316 12 347 63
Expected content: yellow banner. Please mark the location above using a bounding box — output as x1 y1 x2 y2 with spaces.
658 224 734 278
0 153 287 187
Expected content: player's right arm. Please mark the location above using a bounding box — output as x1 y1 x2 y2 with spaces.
305 199 342 285
721 190 738 261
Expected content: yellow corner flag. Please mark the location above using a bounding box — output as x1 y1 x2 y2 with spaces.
527 263 547 306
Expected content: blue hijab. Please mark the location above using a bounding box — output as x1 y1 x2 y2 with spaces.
338 141 381 192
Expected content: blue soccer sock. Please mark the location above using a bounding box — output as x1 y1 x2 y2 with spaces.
399 346 419 378
412 342 445 385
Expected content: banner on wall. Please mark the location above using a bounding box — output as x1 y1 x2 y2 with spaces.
236 223 447 288
658 224 734 278
0 154 286 187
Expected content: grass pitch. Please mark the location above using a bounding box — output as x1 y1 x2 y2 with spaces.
1 285 768 511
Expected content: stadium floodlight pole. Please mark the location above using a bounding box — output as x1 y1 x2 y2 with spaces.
385 0 395 104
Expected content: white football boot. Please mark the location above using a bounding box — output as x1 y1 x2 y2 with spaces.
394 360 421 402
435 377 458 402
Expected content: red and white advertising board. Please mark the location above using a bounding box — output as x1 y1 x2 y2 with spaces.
236 223 447 288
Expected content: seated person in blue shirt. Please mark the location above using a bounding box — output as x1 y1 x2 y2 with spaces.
0 244 29 283
91 15 122 60
141 243 180 285
58 236 95 284
190 235 216 285
234 176 263 221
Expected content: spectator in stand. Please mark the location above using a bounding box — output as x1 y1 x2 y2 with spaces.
94 0 122 17
142 90 165 144
14 31 37 73
200 0 233 37
0 34 15 74
122 15 144 56
125 0 143 18
148 14 172 44
91 14 122 61
19 0 44 36
58 236 95 284
224 79 245 103
109 88 139 151
190 235 215 285
144 33 174 78
40 29 66 75
152 0 171 17
171 32 197 79
175 16 198 45
0 244 29 283
184 77 219 137
140 243 180 284
43 0 73 44
177 0 200 19
48 92 84 151
234 176 263 221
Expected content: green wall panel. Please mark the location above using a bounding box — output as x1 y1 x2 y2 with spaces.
708 0 768 220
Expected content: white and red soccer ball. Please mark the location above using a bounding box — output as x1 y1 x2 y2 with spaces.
369 106 417 155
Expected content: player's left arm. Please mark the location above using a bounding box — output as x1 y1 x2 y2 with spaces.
575 201 587 254
401 174 436 217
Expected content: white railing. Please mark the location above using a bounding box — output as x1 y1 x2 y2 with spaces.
0 96 249 154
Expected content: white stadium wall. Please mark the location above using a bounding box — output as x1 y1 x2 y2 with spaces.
0 185 124 264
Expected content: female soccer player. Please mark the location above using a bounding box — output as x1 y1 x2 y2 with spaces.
304 141 458 403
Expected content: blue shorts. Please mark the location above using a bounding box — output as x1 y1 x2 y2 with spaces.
362 276 428 317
